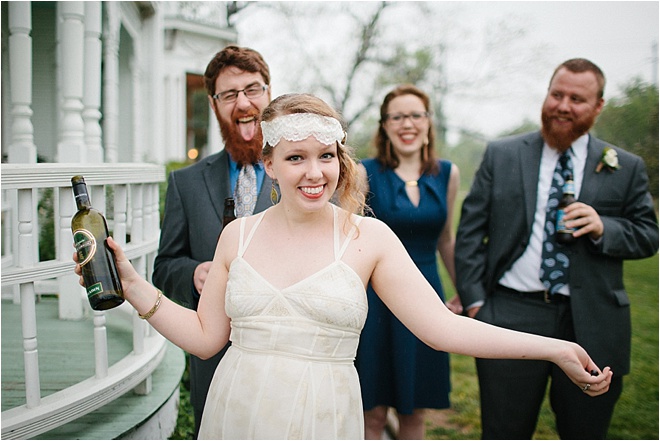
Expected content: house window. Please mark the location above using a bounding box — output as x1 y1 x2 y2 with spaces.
186 73 209 161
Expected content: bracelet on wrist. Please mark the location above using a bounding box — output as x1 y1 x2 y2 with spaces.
139 289 163 320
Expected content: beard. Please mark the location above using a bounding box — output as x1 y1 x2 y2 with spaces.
541 109 596 152
215 106 264 166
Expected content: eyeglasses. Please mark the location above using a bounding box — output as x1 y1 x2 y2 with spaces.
385 112 430 125
212 84 269 103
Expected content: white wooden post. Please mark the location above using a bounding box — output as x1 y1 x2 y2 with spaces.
131 51 143 163
83 1 104 163
8 2 37 164
57 2 86 162
58 186 84 319
112 184 127 246
17 188 41 408
93 310 109 379
102 2 120 163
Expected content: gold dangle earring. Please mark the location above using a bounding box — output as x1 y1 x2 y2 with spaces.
271 180 280 205
422 137 429 163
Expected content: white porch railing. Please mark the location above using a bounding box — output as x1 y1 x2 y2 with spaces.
1 163 167 439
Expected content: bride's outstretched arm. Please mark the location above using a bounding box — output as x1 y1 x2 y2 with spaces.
74 225 237 360
363 217 613 397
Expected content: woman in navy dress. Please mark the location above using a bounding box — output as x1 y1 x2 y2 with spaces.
355 84 463 439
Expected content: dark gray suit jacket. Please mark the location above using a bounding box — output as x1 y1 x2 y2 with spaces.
152 150 273 425
153 150 273 309
455 131 658 375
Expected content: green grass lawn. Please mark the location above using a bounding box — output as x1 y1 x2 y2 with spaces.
427 253 659 440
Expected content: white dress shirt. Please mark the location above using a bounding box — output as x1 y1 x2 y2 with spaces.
498 133 589 296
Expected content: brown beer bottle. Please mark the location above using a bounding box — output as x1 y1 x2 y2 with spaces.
556 172 577 245
71 176 125 310
222 197 236 228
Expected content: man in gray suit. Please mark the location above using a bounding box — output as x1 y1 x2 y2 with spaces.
153 46 274 438
455 58 658 439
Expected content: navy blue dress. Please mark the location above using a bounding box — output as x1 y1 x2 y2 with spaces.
355 158 452 414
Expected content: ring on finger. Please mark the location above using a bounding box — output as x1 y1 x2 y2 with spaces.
582 383 591 392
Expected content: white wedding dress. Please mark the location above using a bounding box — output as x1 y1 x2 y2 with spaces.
199 206 367 439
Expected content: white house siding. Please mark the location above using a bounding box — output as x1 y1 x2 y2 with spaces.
160 14 237 162
1 1 237 166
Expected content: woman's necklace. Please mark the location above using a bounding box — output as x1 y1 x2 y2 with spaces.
405 180 418 187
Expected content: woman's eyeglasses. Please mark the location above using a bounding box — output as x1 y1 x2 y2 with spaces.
384 112 430 125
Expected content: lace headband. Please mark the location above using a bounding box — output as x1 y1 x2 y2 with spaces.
261 113 345 148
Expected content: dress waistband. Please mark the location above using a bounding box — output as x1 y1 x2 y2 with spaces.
230 343 355 364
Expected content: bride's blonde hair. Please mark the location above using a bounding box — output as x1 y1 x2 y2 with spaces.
261 93 366 222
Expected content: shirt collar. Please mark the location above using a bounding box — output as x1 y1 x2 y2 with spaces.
570 133 589 162
543 133 589 162
228 153 263 173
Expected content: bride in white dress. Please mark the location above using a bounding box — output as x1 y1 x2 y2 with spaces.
76 93 613 440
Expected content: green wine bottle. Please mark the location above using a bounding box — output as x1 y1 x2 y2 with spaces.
71 176 124 310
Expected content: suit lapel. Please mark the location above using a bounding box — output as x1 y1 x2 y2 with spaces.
203 150 231 220
577 135 605 205
520 133 544 229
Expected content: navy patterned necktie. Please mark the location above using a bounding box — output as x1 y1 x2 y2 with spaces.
539 151 574 295
235 164 257 217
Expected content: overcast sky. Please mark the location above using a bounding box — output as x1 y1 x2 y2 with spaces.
236 1 658 142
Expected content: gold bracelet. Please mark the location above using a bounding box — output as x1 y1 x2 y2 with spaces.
139 289 163 320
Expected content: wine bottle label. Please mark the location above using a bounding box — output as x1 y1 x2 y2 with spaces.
87 282 103 296
73 229 97 266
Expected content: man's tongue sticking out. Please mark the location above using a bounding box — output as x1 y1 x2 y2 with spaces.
238 117 257 142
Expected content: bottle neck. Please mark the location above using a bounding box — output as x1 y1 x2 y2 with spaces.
72 183 92 210
563 180 575 196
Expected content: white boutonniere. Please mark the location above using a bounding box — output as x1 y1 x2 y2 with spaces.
595 147 620 173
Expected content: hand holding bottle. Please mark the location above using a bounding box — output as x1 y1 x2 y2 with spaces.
71 176 124 310
73 236 156 312
561 202 605 240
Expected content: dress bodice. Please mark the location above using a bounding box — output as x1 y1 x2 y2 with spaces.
225 205 368 361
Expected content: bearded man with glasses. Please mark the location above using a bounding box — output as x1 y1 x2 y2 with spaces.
153 45 275 438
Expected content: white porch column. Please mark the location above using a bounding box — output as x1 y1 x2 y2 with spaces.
57 2 86 162
102 2 120 163
131 51 143 162
208 103 222 155
8 2 37 164
83 2 104 163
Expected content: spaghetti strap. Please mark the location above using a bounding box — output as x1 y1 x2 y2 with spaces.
333 205 362 261
237 210 267 257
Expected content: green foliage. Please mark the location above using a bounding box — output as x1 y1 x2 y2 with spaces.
594 79 659 198
444 137 487 191
503 118 540 137
37 188 55 262
375 46 437 88
159 161 190 225
169 354 195 440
